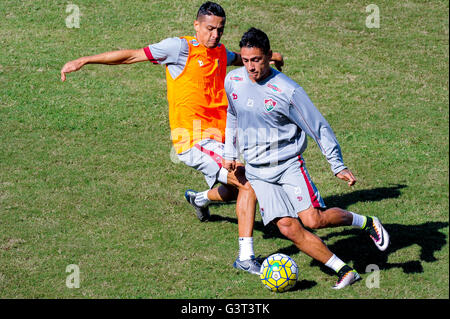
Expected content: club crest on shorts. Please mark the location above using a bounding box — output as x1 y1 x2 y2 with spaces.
264 98 277 112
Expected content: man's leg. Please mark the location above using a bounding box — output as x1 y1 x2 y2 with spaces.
180 141 259 273
207 184 238 203
200 182 256 238
275 216 332 263
223 164 260 274
274 216 361 289
280 157 389 251
188 164 259 274
197 164 256 239
279 158 354 230
298 206 352 229
224 165 256 238
298 206 390 251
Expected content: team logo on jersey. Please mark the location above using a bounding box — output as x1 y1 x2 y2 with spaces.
198 59 204 67
247 98 254 107
190 39 200 46
267 83 282 93
264 98 277 112
230 76 243 82
232 93 238 100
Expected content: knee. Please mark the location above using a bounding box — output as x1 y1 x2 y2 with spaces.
218 185 238 202
276 218 302 240
300 208 325 229
238 182 256 200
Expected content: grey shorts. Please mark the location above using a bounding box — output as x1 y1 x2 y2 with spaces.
177 139 227 189
246 155 326 225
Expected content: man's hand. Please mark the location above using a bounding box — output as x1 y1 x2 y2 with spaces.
270 52 284 71
60 58 85 82
223 159 236 172
336 169 357 186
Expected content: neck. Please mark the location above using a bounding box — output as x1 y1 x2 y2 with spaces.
254 67 272 83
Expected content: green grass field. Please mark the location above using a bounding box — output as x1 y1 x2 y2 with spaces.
0 0 448 299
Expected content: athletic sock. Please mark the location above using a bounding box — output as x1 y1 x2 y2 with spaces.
350 212 367 229
238 237 255 261
194 190 211 207
362 216 373 230
325 254 347 273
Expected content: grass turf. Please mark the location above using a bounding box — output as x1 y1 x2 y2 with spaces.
0 0 448 299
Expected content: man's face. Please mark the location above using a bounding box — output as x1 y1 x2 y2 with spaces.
194 15 225 49
240 46 272 82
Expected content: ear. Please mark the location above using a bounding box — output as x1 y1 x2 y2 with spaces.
194 20 200 33
267 49 273 60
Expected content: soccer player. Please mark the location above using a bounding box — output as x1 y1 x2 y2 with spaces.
60 2 283 275
223 28 390 288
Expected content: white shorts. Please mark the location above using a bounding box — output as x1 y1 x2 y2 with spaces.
246 155 326 225
177 139 228 189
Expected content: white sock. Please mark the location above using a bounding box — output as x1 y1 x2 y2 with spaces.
194 190 211 207
217 167 228 184
238 237 255 261
325 254 346 273
350 212 367 229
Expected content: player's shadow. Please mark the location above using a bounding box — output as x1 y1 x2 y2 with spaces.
322 184 407 211
263 221 448 284
210 184 448 277
310 221 448 275
275 219 447 291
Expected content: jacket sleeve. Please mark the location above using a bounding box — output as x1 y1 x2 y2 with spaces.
289 87 347 175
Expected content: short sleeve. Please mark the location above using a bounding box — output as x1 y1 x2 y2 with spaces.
144 37 182 65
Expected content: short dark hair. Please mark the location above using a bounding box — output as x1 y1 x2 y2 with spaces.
239 27 271 54
197 2 226 20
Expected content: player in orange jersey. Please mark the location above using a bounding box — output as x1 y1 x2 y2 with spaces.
60 2 284 274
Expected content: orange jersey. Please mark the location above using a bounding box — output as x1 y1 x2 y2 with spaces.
165 36 228 154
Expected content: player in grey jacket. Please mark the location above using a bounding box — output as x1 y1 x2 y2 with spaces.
224 28 389 289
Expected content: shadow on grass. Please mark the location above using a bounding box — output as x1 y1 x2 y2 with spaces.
310 221 449 275
290 279 317 292
209 184 448 281
321 184 407 210
260 221 448 281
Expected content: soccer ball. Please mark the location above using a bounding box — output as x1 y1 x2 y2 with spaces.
260 253 298 292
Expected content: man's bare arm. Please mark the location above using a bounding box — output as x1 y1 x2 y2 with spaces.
230 52 243 66
269 52 284 71
60 48 148 82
